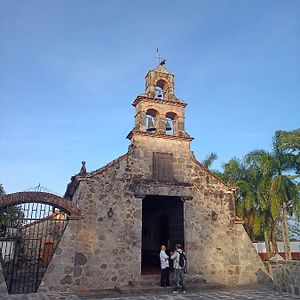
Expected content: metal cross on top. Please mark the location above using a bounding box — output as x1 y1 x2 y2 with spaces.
155 48 166 66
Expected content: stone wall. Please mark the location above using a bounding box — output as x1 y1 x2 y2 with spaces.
235 224 270 285
37 137 270 293
184 155 268 286
270 261 300 296
39 220 77 292
40 153 142 292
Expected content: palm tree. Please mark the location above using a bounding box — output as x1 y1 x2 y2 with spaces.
270 175 300 259
245 141 300 260
275 129 300 153
221 158 265 242
202 152 218 169
204 138 300 260
243 150 278 257
270 136 300 259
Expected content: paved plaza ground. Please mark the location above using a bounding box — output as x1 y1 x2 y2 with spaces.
0 285 299 300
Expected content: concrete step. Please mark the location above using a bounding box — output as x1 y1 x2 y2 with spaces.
129 274 207 287
77 279 224 299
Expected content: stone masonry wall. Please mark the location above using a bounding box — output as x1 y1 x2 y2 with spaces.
130 135 191 183
235 224 269 285
270 261 300 296
41 153 142 292
184 152 268 285
39 220 77 292
39 135 269 292
129 136 268 286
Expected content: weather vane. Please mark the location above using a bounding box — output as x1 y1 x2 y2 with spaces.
155 48 166 66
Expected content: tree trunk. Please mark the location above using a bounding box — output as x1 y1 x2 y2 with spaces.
282 201 292 260
270 224 278 256
264 230 271 260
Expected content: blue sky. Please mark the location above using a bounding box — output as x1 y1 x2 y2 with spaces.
0 0 299 195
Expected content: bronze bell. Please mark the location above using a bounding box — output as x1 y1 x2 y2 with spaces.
157 92 163 98
166 119 172 131
147 118 156 132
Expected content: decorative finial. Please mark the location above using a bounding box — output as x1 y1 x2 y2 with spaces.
79 161 86 175
155 48 166 66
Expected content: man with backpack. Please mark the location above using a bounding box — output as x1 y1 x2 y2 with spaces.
170 244 186 294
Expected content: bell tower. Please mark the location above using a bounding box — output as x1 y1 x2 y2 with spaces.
127 63 193 142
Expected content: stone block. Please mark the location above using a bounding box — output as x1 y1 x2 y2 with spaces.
75 252 88 266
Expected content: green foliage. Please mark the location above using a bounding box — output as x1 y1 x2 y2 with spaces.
0 206 24 228
202 152 218 169
203 129 300 251
217 130 300 247
0 183 5 196
0 183 24 236
275 129 300 175
275 129 300 153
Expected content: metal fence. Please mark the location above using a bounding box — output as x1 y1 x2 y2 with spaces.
0 202 68 293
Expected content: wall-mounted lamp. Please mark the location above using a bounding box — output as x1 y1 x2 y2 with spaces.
211 211 218 221
107 208 114 219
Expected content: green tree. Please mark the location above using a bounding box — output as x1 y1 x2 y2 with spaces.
243 150 279 257
275 129 300 153
202 132 300 260
275 129 300 175
221 158 265 242
0 183 4 196
202 152 218 169
0 184 24 237
271 134 300 259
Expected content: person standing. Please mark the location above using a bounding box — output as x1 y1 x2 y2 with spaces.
159 245 170 287
171 244 186 293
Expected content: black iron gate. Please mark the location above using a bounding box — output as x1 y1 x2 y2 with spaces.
0 202 68 294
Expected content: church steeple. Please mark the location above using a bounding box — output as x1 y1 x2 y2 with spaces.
127 64 193 142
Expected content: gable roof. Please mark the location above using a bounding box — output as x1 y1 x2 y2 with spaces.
85 153 128 178
64 153 128 199
190 152 235 190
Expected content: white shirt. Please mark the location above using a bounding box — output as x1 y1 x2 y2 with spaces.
160 250 169 269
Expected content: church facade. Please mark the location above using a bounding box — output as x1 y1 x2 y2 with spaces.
39 64 267 292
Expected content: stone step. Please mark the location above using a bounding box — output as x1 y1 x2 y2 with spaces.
77 282 225 299
129 274 207 287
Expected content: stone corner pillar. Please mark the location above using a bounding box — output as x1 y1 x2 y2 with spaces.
235 223 272 286
38 219 78 293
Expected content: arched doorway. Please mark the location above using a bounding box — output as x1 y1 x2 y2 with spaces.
0 192 79 294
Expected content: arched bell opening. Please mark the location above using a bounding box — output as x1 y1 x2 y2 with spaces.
146 109 158 132
155 79 168 99
165 112 177 135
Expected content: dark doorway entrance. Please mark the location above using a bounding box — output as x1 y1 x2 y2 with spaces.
141 195 184 275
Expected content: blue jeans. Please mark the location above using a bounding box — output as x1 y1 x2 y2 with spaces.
174 268 185 291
